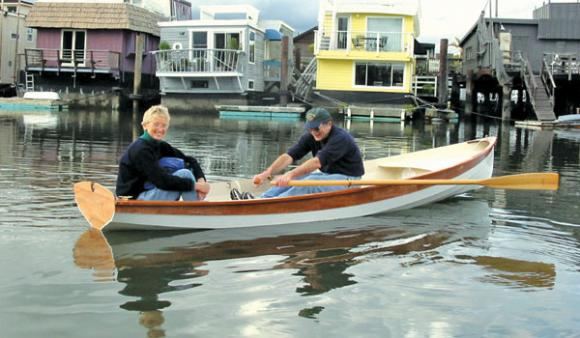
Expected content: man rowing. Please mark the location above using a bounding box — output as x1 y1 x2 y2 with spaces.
248 107 364 198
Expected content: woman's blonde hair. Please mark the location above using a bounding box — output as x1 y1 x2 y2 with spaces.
141 105 170 127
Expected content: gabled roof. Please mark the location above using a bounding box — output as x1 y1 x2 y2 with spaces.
25 2 163 36
294 26 317 41
459 17 537 47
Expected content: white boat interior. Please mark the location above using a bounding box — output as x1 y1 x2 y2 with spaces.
204 138 492 202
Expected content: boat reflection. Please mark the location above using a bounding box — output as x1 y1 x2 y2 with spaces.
470 256 555 289
72 198 555 331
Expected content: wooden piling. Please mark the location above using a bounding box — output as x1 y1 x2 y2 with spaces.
132 32 144 113
437 39 449 105
465 70 473 115
501 84 512 121
280 36 289 106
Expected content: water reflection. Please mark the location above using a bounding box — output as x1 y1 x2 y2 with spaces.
471 256 555 289
71 197 554 332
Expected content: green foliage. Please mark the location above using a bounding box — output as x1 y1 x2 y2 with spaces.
227 37 240 50
159 41 171 50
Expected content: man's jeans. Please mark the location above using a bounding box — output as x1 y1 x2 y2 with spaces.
260 172 361 198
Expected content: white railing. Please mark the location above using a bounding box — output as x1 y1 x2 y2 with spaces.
412 76 437 97
153 48 244 74
315 30 414 54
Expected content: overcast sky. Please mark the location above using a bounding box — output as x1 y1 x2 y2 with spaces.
188 0 560 45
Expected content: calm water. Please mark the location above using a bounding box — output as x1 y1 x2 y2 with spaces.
0 109 579 338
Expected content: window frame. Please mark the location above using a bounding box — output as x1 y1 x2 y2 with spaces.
353 61 406 89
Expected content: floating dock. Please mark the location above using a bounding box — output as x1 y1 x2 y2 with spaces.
216 105 306 119
344 105 413 122
0 92 68 112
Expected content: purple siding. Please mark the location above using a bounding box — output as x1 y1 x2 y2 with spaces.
34 28 159 75
36 29 62 49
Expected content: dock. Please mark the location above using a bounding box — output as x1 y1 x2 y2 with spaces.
0 97 68 112
344 105 412 122
216 105 305 119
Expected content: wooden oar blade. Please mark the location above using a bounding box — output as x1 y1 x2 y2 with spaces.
483 173 560 190
74 181 116 230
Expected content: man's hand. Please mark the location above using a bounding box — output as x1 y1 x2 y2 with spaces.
195 180 210 200
253 170 271 186
271 173 293 187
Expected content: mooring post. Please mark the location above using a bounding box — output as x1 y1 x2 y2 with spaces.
437 39 449 106
280 36 289 106
465 70 473 115
132 32 144 113
501 84 512 121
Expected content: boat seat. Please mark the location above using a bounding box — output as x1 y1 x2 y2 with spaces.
371 166 432 179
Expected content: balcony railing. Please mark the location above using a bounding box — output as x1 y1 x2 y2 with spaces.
315 30 414 55
24 48 121 74
153 48 244 74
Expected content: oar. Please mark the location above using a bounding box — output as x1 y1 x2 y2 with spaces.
285 173 560 191
74 181 116 230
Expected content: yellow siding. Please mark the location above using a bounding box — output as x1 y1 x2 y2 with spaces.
317 59 414 93
316 12 419 94
317 60 354 90
323 13 333 36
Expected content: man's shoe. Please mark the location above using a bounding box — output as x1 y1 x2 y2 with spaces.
241 192 255 200
230 188 242 200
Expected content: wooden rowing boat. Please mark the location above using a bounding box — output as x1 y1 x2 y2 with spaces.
74 137 502 231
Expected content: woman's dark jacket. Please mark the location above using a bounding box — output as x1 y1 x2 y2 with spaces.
115 134 205 199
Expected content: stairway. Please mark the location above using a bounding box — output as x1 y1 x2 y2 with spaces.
530 75 557 121
292 58 317 102
319 36 331 51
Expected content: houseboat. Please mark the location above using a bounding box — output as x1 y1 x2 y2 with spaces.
153 5 295 112
299 0 421 111
23 0 166 107
0 0 36 96
459 2 580 122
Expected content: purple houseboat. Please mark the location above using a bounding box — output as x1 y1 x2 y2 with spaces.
23 1 162 104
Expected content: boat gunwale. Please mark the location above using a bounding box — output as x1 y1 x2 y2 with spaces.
114 137 496 216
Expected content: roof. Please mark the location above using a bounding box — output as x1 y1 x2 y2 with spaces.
459 17 537 47
265 29 282 41
2 0 34 5
294 26 317 41
25 2 163 36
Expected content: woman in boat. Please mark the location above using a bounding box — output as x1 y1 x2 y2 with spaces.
115 105 210 201
249 107 364 198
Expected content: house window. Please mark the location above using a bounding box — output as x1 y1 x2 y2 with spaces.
192 32 207 49
10 33 18 40
215 33 240 50
27 28 34 42
367 17 403 52
465 47 473 60
7 6 17 13
61 30 87 66
248 80 254 90
249 31 255 64
355 62 405 87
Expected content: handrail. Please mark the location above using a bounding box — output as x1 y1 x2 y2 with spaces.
24 48 121 71
152 48 244 74
314 30 414 54
541 58 557 106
